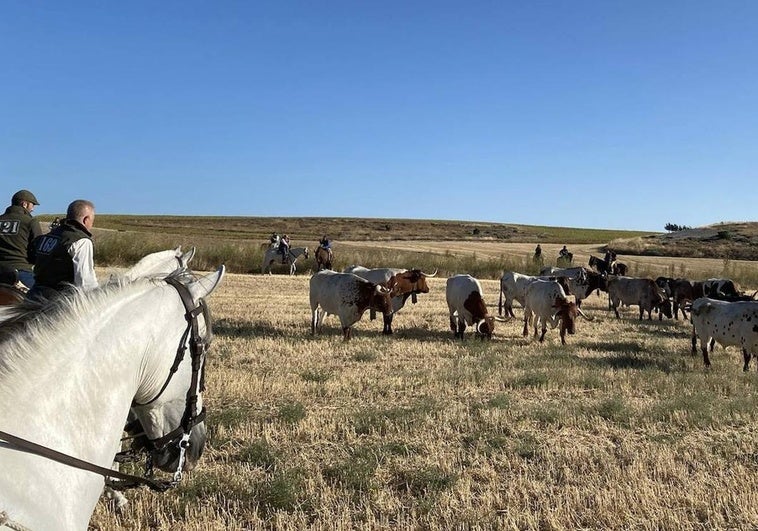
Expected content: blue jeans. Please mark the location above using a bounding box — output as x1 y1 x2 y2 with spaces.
17 270 35 289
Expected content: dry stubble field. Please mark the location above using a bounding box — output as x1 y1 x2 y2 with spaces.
91 251 758 530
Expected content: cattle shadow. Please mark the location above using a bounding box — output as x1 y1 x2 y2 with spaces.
213 318 290 339
573 340 685 373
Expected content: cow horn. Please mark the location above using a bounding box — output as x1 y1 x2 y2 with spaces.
494 315 509 322
577 306 594 321
420 269 437 278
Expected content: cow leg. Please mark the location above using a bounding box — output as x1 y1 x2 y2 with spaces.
559 326 566 345
691 329 698 355
742 348 751 372
450 314 458 336
522 314 529 337
342 326 352 341
709 338 715 353
370 309 377 321
539 323 547 342
457 320 466 340
382 313 394 335
311 310 317 335
701 345 711 368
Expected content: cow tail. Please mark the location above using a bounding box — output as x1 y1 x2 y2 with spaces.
498 288 503 316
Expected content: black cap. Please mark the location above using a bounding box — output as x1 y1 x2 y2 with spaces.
12 189 39 205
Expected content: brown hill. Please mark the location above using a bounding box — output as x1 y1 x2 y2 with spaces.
609 222 758 261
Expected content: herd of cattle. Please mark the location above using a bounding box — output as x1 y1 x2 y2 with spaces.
306 258 758 371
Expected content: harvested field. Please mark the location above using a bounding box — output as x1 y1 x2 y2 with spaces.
92 251 758 530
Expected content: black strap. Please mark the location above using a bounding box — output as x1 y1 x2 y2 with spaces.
0 430 173 492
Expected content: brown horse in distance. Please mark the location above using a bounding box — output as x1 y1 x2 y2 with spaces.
315 246 333 271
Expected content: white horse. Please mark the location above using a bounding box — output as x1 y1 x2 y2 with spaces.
261 246 309 275
0 267 224 530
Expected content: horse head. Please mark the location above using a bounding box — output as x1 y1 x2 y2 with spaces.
130 267 224 474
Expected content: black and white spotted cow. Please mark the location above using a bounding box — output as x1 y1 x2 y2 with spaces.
690 298 758 371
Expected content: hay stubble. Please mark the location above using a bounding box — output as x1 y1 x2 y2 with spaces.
91 273 758 530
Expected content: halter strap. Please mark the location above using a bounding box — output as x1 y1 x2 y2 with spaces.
0 429 174 492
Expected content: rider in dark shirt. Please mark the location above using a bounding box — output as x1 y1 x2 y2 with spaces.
278 234 290 263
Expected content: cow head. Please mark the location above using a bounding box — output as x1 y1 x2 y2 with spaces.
476 317 496 339
370 285 394 316
551 299 593 343
552 299 578 337
388 269 436 300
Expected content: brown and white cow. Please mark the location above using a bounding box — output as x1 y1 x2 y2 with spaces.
607 276 672 320
522 279 592 344
343 265 436 334
690 298 758 370
447 274 506 339
309 270 393 340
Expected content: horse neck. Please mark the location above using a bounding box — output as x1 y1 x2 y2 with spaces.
123 251 181 281
0 285 183 462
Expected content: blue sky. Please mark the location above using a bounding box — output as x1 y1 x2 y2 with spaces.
2 1 756 231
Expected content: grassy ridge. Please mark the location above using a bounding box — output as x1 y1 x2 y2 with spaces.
46 214 649 275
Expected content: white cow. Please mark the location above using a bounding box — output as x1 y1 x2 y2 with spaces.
309 270 393 340
446 274 506 339
498 272 572 317
690 298 758 370
343 265 436 334
523 280 592 344
539 266 587 281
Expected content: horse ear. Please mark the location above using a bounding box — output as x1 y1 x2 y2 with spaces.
188 266 225 301
182 247 196 266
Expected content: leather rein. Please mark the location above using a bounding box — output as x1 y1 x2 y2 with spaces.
0 276 212 492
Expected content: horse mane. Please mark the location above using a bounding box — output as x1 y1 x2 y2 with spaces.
0 273 190 375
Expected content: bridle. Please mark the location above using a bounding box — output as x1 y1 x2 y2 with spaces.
0 276 212 492
120 275 212 488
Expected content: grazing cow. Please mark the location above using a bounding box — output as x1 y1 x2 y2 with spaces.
607 276 672 320
690 298 758 370
498 272 572 317
522 280 592 344
309 270 393 340
447 274 506 339
343 265 436 334
655 278 704 320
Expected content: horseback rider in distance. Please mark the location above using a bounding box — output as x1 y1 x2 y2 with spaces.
278 234 290 264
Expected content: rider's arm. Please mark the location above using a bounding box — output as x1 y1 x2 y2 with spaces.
69 239 99 291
